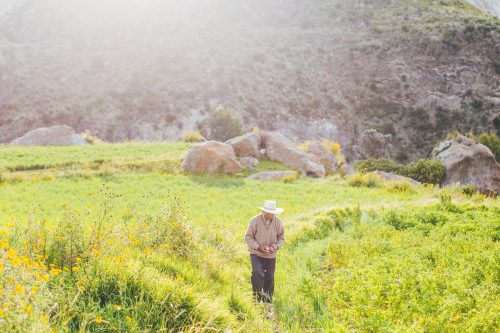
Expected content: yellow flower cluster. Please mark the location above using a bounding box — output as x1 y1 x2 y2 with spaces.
0 229 51 330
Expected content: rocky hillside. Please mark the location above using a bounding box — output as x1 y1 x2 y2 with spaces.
0 0 499 161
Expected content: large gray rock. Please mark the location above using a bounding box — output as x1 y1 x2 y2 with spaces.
431 135 500 193
182 141 242 174
260 131 326 177
225 132 261 158
305 141 338 174
10 125 88 146
247 171 298 181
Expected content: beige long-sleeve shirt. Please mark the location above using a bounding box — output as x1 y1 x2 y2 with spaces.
244 213 285 258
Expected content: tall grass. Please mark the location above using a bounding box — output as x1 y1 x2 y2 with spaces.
0 143 498 332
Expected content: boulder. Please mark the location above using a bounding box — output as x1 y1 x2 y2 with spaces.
260 131 326 177
305 141 338 174
369 170 419 184
239 156 259 169
10 125 88 146
431 135 500 193
247 171 298 181
182 141 242 174
225 132 261 158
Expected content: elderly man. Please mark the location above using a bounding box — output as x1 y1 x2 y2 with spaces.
244 200 285 304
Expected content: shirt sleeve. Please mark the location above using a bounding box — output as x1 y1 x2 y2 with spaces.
244 219 260 251
276 220 285 249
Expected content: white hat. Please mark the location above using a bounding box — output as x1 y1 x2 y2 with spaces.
259 200 284 214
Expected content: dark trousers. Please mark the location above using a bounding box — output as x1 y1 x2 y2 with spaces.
250 254 276 303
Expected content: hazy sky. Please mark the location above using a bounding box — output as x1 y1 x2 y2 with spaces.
0 0 15 13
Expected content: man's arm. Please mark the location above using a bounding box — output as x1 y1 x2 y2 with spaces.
276 220 285 249
244 219 260 251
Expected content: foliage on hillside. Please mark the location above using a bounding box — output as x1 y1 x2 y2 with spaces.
0 0 498 161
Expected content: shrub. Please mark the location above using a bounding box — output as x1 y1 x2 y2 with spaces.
405 159 446 184
182 131 205 143
199 107 243 141
82 130 102 144
475 132 500 161
297 142 309 153
462 184 477 196
385 179 414 193
353 158 445 184
348 172 381 188
322 139 346 165
493 59 500 75
353 158 402 174
384 210 416 230
443 29 461 51
283 172 299 183
47 205 87 273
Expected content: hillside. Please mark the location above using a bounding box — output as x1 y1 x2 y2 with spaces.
0 0 499 161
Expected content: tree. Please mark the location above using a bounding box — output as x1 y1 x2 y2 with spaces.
199 107 243 142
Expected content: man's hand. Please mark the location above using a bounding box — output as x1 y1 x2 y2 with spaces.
269 243 278 252
259 245 271 253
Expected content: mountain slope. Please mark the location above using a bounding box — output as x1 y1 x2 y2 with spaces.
0 0 498 161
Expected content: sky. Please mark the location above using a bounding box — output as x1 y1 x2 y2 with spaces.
0 0 16 13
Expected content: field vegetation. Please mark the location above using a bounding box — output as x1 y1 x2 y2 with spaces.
0 143 498 332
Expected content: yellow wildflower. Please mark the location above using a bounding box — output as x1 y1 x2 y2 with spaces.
95 316 104 323
24 305 33 317
13 284 25 296
50 267 62 276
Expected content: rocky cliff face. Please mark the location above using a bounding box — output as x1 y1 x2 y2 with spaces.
0 0 498 161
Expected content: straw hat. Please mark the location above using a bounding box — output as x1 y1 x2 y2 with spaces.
259 200 284 214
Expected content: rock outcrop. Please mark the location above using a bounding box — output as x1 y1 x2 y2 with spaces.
225 132 261 158
182 141 242 174
305 141 338 174
260 131 326 177
431 135 500 193
247 171 297 181
10 125 88 146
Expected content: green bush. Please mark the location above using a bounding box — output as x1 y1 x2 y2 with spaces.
348 172 381 188
475 132 500 162
405 159 446 184
493 59 500 75
353 158 446 184
182 131 205 143
199 107 243 142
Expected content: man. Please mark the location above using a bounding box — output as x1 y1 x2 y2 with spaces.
244 200 285 304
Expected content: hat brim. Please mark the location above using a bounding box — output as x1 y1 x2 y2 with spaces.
259 207 284 214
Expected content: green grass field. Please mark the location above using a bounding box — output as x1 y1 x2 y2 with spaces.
0 143 498 332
